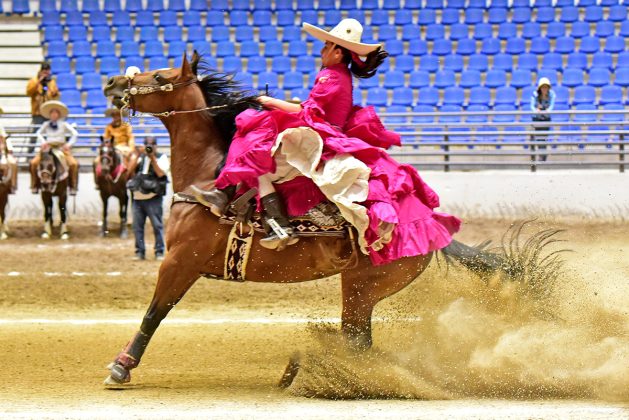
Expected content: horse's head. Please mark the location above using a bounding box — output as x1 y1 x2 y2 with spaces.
38 150 57 192
104 53 204 116
98 137 117 177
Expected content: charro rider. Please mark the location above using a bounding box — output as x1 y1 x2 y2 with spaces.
30 100 79 195
0 107 18 194
193 19 460 265
94 108 135 187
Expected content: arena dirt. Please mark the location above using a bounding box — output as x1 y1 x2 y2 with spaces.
1 219 628 418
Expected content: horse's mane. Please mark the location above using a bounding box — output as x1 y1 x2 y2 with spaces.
193 58 262 149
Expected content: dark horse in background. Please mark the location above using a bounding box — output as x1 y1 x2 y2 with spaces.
0 148 11 240
37 150 70 240
94 137 129 238
102 53 507 387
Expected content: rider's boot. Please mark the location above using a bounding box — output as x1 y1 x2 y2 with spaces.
260 192 299 251
191 185 236 217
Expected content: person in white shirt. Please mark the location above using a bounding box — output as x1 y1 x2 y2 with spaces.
29 101 79 194
0 110 18 194
127 137 170 261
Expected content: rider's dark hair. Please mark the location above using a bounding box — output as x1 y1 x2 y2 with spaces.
337 46 388 79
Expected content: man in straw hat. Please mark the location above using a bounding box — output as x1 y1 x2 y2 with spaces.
94 108 135 187
0 107 18 193
193 19 460 265
30 100 79 195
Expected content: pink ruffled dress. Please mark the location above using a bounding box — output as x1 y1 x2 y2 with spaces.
215 63 461 266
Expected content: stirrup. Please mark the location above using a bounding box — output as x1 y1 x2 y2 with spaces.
190 186 229 217
260 221 299 251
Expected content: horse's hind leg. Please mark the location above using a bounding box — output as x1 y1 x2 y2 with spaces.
119 193 129 239
100 193 109 237
104 253 201 386
59 193 69 240
0 193 7 240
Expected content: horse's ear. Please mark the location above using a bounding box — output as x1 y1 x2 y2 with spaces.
180 53 193 80
191 50 200 75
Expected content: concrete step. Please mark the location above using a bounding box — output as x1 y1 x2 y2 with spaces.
0 47 43 63
0 80 30 95
0 31 41 47
0 97 32 113
0 117 31 127
0 63 40 78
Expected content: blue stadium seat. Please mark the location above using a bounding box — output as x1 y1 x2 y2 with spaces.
383 0 401 9
211 26 230 42
148 56 169 70
441 8 459 25
468 0 486 7
271 55 291 73
595 20 615 38
75 56 96 74
347 9 365 23
433 39 453 56
467 53 488 72
240 41 260 57
61 90 82 108
536 7 555 24
100 56 121 75
82 0 100 12
371 9 390 26
340 0 357 9
394 9 414 26
573 103 597 124
541 52 563 72
189 0 208 10
283 71 304 90
417 86 440 106
258 26 278 42
111 11 130 27
167 41 187 59
588 68 610 87
88 11 108 27
572 85 596 105
468 86 491 105
210 0 228 8
554 36 575 54
296 55 315 73
275 0 293 8
287 41 307 57
419 54 440 73
206 11 225 26
512 7 532 24
446 0 465 7
498 22 517 40
366 87 388 107
616 68 629 88
119 40 140 58
81 72 103 91
146 0 164 11
609 5 628 22
135 11 155 27
222 56 241 73
124 55 145 71
546 22 565 39
232 0 250 10
359 75 380 89
40 0 56 12
281 26 300 41
386 40 404 57
72 41 92 57
485 70 507 88
510 69 531 89
255 71 277 90
41 11 61 26
449 24 469 41
60 0 78 12
391 87 414 107
235 26 254 42
292 88 311 102
408 39 428 56
124 0 141 11
601 103 625 126
300 10 319 25
158 10 177 27
522 22 541 39
562 68 584 87
599 85 623 105
438 105 463 126
492 104 516 125
377 25 397 41
247 56 267 74
530 37 550 54
459 70 481 88
425 24 444 41
383 70 405 89
481 38 501 56
47 41 67 57
44 26 64 43
560 7 579 23
163 26 183 43
555 0 574 6
144 40 164 58
410 104 435 125
56 73 77 90
434 70 456 88
230 11 249 26
92 26 113 43
115 26 135 42
456 38 476 56
591 52 613 71
579 36 600 54
409 70 430 89
182 11 201 27
168 0 186 11
617 51 629 69
254 10 273 26
464 8 483 24
443 86 464 106
65 11 84 27
443 54 464 73
516 53 537 71
604 36 625 54
492 53 513 72
473 23 493 40
584 6 603 23
395 55 415 73
488 8 508 24
417 9 436 25
94 41 115 58
537 69 558 85
494 86 517 105
86 89 108 110
570 21 590 39
566 52 588 70
215 41 235 58
505 37 526 55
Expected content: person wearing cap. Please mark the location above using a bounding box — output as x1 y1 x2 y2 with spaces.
94 108 136 186
0 107 18 194
30 101 79 195
26 62 60 128
193 19 460 265
530 77 556 162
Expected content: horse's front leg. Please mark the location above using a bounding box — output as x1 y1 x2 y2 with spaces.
59 193 69 240
100 193 109 237
0 192 7 240
41 194 53 239
119 192 129 239
104 249 202 386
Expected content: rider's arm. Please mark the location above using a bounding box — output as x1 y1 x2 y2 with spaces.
258 95 302 113
127 153 141 177
35 121 49 145
103 124 112 140
65 122 79 146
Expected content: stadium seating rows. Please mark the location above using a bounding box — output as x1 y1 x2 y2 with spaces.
13 1 629 117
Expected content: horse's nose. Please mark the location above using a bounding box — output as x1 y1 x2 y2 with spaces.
106 77 116 88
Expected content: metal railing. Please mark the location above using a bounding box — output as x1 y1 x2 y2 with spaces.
2 108 628 172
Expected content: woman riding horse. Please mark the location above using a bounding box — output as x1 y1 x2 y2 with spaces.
30 101 79 195
193 19 460 265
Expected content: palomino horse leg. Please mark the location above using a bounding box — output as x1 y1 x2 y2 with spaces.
41 192 53 239
100 192 109 237
105 253 201 386
119 192 129 239
59 191 69 240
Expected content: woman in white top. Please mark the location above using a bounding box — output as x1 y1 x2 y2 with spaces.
0 108 18 193
30 101 79 194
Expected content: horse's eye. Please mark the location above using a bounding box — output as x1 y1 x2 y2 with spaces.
154 74 163 82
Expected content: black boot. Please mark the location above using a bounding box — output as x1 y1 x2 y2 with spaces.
191 185 236 217
260 192 299 251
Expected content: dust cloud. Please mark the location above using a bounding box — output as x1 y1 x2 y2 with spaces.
289 224 629 401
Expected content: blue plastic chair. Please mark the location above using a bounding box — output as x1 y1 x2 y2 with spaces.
347 9 365 23
505 37 526 55
222 56 241 73
99 56 121 75
211 26 230 42
512 8 532 25
46 41 68 58
456 38 476 56
446 0 465 7
510 69 531 89
134 11 154 27
340 0 357 9
579 36 600 54
65 11 84 27
566 52 588 69
522 22 541 39
253 10 272 26
546 22 566 39
119 42 141 60
617 51 629 70
92 26 113 43
257 72 279 90
481 38 501 56
44 26 64 43
235 26 254 43
616 68 629 88
584 6 603 23
570 21 590 39
562 68 584 87
572 85 596 105
232 0 250 10
81 72 103 91
468 0 486 8
61 90 82 108
230 11 248 26
146 0 164 11
168 0 186 11
609 5 628 22
383 0 401 9
288 41 307 57
599 85 623 105
95 41 116 58
389 88 413 107
163 26 183 43
158 10 177 27
432 39 452 56
41 11 61 26
441 8 459 25
385 40 404 57
40 0 56 12
56 73 77 90
359 75 380 89
82 0 100 12
395 55 415 73
111 11 130 27
468 86 491 105
295 55 315 73
72 41 93 57
516 53 537 71
148 56 169 70
167 41 187 59
473 23 493 40
529 37 550 54
498 22 517 40
115 26 135 43
86 89 108 110
434 70 456 89
291 87 311 102
605 36 625 54
189 0 208 10
443 54 464 73
60 0 78 12
75 56 96 74
488 8 507 24
280 26 299 42
485 70 507 88
417 9 436 25
554 36 575 54
240 41 260 58
377 25 398 42
206 11 225 26
467 54 488 72
417 86 439 106
383 70 405 89
588 68 610 87
419 54 440 73
541 53 563 72
591 52 613 71
247 56 267 74
536 7 555 24
493 54 513 72
124 0 141 11
283 72 304 90
215 41 235 58
449 24 469 41
185 26 205 43
210 0 228 8
88 11 107 27
182 11 201 26
595 20 615 38
443 86 464 106
494 86 517 105
459 70 481 89
394 9 413 26
144 40 164 58
425 24 445 42
537 69 558 86
271 56 291 73
258 26 277 43
124 56 146 71
560 7 579 23
408 39 428 57
464 8 484 24
300 10 319 25
409 70 430 89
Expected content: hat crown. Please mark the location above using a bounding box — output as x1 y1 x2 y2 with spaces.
538 77 551 88
328 19 364 45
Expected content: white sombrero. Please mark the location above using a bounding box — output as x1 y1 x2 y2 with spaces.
303 18 381 57
40 100 69 119
537 77 551 88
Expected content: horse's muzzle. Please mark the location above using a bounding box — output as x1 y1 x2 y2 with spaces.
104 76 127 101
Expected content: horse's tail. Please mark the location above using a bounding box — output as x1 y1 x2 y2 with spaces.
441 239 504 277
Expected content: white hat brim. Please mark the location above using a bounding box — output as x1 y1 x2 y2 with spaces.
303 23 381 57
40 100 69 119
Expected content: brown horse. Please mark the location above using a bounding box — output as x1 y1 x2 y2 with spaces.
37 150 69 240
102 54 503 387
94 137 129 238
0 149 10 240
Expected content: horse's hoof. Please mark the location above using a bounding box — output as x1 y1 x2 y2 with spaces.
120 230 128 239
104 363 131 388
278 354 301 389
41 232 50 240
60 233 70 240
0 232 7 240
99 230 107 238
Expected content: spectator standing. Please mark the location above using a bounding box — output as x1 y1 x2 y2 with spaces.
530 77 556 162
127 137 169 261
0 108 18 193
26 62 60 128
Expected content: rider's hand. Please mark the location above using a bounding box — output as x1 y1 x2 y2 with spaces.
258 95 273 108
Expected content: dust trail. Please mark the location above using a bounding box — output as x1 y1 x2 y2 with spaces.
289 224 629 401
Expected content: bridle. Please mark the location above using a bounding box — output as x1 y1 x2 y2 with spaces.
121 73 230 119
37 152 58 193
99 145 123 183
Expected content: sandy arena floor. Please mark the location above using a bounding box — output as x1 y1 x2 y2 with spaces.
1 219 628 419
